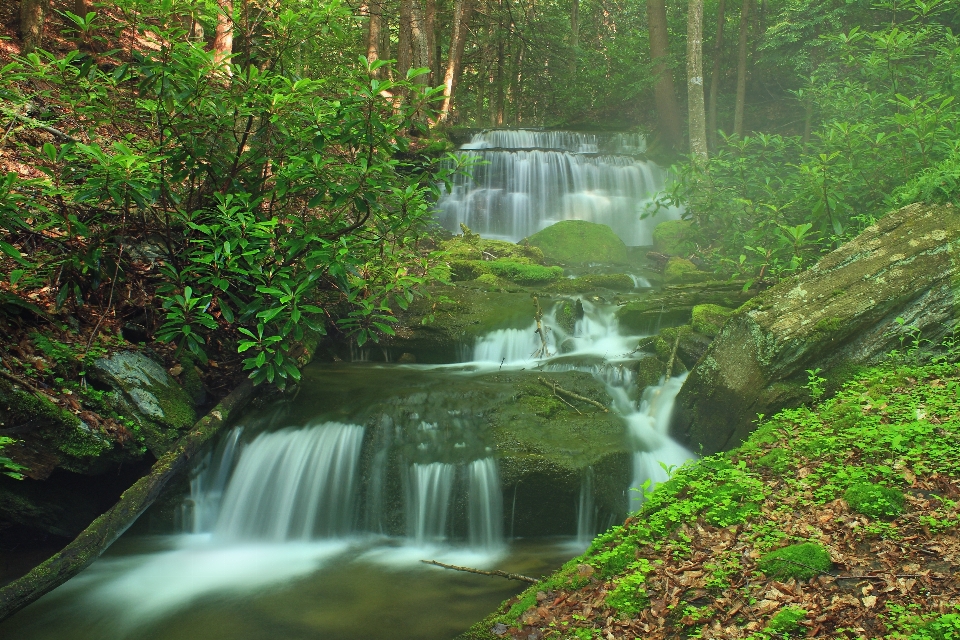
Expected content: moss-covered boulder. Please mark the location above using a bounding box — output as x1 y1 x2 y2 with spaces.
526 220 629 265
442 230 546 264
90 351 197 455
671 202 960 455
616 281 755 334
691 303 735 337
652 219 695 256
635 355 667 390
545 273 636 293
664 257 710 284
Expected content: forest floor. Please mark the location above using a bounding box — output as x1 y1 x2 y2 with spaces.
464 357 960 640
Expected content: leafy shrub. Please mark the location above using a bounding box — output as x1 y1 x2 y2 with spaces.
911 612 960 640
0 437 26 479
604 560 652 615
758 543 832 581
843 482 905 520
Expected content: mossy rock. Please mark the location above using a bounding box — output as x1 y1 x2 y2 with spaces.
616 281 754 335
652 219 696 256
691 304 735 337
450 259 562 285
545 273 636 293
441 232 546 264
525 220 629 265
636 355 666 390
843 482 905 519
758 542 832 580
664 257 710 284
90 351 197 456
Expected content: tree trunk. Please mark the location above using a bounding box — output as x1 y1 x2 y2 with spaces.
365 0 383 75
706 0 725 150
438 0 473 122
494 22 505 126
733 0 749 137
646 0 682 151
570 0 579 76
19 0 49 54
213 0 234 74
398 0 412 80
687 0 708 161
0 380 256 622
425 0 438 84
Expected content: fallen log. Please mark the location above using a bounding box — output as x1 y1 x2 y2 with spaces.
538 377 608 412
0 378 256 622
421 559 538 584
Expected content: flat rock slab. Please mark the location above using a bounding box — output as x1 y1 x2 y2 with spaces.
671 202 960 454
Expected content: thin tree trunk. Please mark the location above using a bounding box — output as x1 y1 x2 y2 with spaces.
366 0 383 75
687 0 708 161
398 0 412 79
706 0 725 150
213 0 234 74
438 0 473 122
425 0 438 84
19 0 49 53
494 22 505 126
646 0 682 150
733 0 749 137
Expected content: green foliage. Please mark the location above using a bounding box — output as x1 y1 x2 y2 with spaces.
652 220 696 256
0 437 26 479
843 482 905 520
766 607 807 637
910 612 960 640
604 560 652 616
758 542 832 580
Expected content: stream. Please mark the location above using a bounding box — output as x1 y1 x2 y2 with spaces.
0 130 691 640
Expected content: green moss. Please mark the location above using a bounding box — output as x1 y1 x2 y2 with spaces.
442 230 545 264
526 220 629 264
758 543 832 580
604 560 653 615
486 260 564 285
843 482 905 519
664 257 710 284
691 304 735 337
813 316 844 334
518 394 565 418
766 607 807 636
635 355 666 390
179 355 205 407
652 220 695 256
546 274 636 293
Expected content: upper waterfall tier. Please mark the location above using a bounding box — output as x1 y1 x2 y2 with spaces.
436 129 680 245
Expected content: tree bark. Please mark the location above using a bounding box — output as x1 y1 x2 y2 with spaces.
425 0 438 84
213 0 234 74
646 0 682 151
398 0 412 80
706 0 725 150
438 0 473 122
0 380 256 623
687 0 708 161
733 0 749 137
19 0 49 54
365 0 383 76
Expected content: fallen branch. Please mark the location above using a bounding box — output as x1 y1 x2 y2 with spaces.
0 368 53 401
665 332 681 378
0 379 256 622
538 377 608 412
421 559 538 584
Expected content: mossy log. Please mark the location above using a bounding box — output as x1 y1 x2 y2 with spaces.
0 379 255 622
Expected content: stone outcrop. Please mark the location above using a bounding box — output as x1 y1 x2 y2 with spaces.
671 203 960 454
525 220 629 265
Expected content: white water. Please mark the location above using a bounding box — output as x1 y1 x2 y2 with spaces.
213 422 365 541
576 467 596 545
437 129 681 245
406 462 456 544
468 458 505 550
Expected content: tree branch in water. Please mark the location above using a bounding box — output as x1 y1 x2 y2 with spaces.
420 559 538 584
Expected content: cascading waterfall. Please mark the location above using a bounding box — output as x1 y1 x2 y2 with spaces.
406 462 456 544
436 129 680 245
182 426 243 534
576 467 597 545
468 458 504 549
213 422 366 541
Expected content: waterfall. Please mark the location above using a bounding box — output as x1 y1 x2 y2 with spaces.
182 426 243 533
436 129 680 245
213 423 365 541
468 458 504 549
576 467 597 545
628 376 693 512
406 462 456 544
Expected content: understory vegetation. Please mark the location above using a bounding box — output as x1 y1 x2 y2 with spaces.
468 346 960 639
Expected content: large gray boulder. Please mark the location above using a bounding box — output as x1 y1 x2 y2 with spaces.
671 202 960 454
90 351 197 455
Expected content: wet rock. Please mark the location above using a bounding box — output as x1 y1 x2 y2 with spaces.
671 202 960 455
90 351 197 455
545 274 636 293
616 281 754 334
635 355 667 390
525 220 629 265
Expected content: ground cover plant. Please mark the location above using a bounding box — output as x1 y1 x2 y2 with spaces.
463 348 960 639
